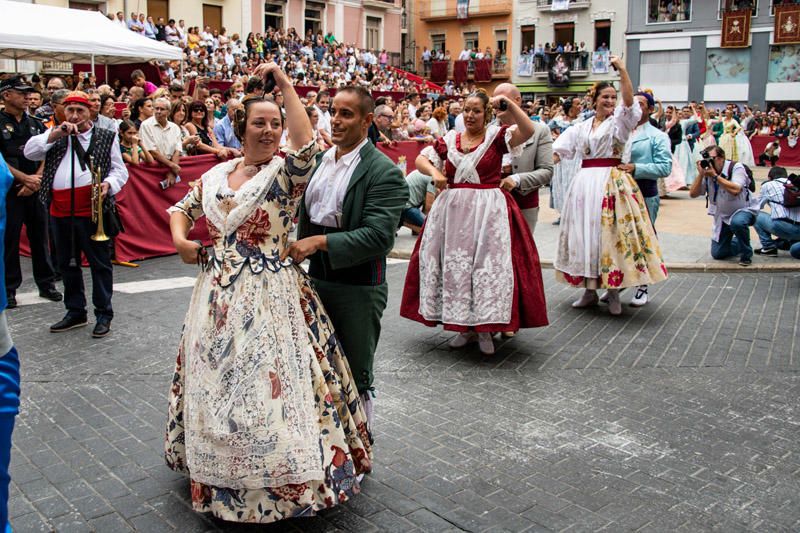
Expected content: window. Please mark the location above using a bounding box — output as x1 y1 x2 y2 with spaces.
366 16 381 51
719 0 758 18
647 0 692 23
265 1 284 31
432 33 446 54
768 44 800 82
706 48 751 84
464 31 479 51
520 25 535 53
594 19 611 51
495 29 507 59
640 50 690 85
304 1 324 36
554 23 574 48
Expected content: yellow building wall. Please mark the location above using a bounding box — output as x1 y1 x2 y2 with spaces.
413 16 511 73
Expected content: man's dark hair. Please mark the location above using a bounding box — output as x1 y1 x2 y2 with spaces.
246 76 264 93
710 146 726 159
168 18 175 24
768 166 788 180
317 89 330 100
209 88 222 96
374 96 387 106
336 86 375 116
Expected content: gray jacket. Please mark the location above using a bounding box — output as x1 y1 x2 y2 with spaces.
508 121 554 196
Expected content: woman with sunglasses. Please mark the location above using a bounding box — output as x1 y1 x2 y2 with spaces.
185 101 230 159
166 62 371 524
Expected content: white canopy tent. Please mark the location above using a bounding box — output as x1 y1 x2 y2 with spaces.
0 0 182 70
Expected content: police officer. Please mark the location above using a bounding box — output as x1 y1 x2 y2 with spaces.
0 76 61 308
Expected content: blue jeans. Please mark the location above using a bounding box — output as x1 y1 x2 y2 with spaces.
754 212 800 250
791 242 800 259
711 211 756 261
643 196 659 227
400 207 425 228
0 346 19 532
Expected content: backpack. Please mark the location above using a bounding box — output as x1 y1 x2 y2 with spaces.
782 174 800 208
740 163 756 193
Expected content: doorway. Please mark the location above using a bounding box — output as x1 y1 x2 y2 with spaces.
203 4 222 32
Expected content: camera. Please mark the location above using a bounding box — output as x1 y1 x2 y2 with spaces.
699 148 714 170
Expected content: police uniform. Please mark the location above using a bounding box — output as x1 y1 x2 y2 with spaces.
0 77 59 307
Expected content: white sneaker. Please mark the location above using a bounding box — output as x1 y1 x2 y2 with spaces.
449 332 476 349
572 290 599 308
630 285 649 307
477 333 495 355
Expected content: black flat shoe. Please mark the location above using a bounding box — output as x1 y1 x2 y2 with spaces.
92 321 111 338
39 287 63 302
5 295 16 309
51 315 88 332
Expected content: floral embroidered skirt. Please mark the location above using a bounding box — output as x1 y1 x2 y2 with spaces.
165 268 372 524
555 167 668 290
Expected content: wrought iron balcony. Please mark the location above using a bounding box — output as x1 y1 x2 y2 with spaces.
535 0 591 10
418 0 512 21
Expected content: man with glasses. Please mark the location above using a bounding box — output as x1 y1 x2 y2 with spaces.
368 104 393 144
689 146 759 266
139 98 182 188
33 77 66 122
0 76 61 308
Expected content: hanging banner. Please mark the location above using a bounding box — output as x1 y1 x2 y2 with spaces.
720 9 751 48
552 0 570 10
774 4 800 45
457 0 469 19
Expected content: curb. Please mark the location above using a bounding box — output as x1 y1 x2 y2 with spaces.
388 249 799 273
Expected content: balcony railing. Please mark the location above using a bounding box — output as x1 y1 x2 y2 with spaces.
535 0 591 10
418 0 511 21
419 59 510 83
529 52 591 75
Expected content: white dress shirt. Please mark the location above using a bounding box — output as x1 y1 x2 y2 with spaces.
24 126 128 195
304 138 369 228
314 105 331 136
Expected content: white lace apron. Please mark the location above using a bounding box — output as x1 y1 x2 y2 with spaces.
180 159 324 490
416 126 520 326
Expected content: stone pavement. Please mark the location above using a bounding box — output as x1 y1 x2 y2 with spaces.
6 257 800 532
391 165 800 272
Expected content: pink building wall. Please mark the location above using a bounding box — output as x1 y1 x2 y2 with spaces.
326 4 336 35
342 6 362 46
287 0 304 32
251 1 263 34
383 12 401 53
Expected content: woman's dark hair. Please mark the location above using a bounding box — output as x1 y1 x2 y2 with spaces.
589 81 615 106
99 94 115 115
562 96 579 117
233 96 285 141
169 100 188 125
130 97 151 122
305 106 317 119
189 100 209 130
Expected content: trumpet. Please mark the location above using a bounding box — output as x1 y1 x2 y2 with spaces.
90 156 109 242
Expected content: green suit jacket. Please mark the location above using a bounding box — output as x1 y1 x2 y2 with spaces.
297 140 409 277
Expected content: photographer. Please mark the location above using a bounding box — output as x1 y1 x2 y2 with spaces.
753 166 800 257
689 146 759 266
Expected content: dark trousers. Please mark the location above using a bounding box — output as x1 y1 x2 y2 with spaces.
758 153 779 167
4 192 56 295
52 216 113 321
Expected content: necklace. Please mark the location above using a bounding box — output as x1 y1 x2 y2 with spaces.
241 156 273 177
461 130 484 151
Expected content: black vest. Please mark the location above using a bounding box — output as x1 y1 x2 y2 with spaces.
39 127 116 207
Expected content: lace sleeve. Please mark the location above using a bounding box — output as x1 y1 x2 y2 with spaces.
284 139 321 188
613 101 642 145
503 125 524 159
167 181 204 226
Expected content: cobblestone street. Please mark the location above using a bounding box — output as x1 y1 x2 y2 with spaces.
6 258 800 532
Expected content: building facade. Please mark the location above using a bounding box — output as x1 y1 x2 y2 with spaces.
511 0 626 102
412 0 513 88
626 0 800 109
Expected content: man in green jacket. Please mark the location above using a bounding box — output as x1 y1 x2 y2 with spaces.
285 86 408 430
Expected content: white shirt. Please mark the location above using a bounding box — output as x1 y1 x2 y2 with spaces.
408 103 418 121
24 126 128 195
314 105 331 135
458 49 471 61
139 116 183 157
454 113 466 133
304 138 369 227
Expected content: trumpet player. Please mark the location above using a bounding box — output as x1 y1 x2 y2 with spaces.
24 92 128 338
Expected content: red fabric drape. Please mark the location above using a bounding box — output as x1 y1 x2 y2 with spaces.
430 61 449 84
750 135 800 167
113 155 215 262
73 63 162 87
453 61 469 86
377 141 430 173
473 59 492 82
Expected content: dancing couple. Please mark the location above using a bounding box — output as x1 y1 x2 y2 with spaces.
165 62 408 523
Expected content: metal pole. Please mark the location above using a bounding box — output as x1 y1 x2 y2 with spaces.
91 54 95 77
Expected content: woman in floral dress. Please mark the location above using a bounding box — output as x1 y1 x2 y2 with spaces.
552 56 667 315
165 62 371 524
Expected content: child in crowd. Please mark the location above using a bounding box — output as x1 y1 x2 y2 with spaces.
119 120 154 165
